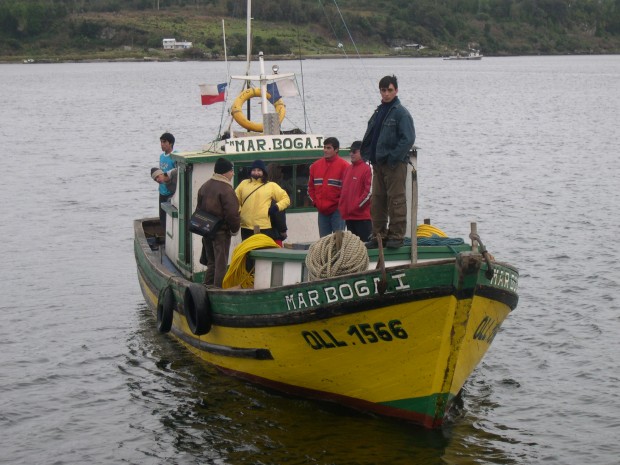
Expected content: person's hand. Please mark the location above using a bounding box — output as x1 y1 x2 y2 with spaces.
268 205 279 215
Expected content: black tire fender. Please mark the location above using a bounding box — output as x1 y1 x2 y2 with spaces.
184 283 212 335
156 285 174 333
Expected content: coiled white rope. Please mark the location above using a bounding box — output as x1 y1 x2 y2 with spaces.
305 231 369 281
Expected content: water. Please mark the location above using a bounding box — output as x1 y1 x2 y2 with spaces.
1 55 619 464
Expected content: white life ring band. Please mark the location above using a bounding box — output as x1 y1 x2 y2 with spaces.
230 87 286 133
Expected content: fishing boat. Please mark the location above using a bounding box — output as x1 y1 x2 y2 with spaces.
443 50 483 60
134 3 518 429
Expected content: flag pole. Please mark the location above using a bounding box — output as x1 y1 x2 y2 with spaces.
222 19 229 80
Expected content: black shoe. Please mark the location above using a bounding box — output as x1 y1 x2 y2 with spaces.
386 239 403 249
365 238 379 249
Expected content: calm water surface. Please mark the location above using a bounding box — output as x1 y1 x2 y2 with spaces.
1 55 619 464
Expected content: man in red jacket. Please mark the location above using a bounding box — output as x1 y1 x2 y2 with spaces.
308 137 350 237
338 141 372 241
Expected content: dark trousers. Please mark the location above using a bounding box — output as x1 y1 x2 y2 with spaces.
346 219 372 242
159 193 172 232
202 232 231 288
240 228 277 241
371 162 408 240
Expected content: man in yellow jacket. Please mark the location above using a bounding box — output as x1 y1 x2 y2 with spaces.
235 159 290 241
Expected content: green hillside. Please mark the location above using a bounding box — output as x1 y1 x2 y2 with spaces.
2 0 620 62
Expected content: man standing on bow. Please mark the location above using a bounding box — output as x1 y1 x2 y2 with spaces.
361 75 415 249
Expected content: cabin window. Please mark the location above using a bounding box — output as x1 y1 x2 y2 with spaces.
235 162 313 211
271 262 284 287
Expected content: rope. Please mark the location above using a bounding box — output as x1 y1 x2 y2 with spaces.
305 231 369 281
416 224 448 238
222 234 279 289
404 224 465 247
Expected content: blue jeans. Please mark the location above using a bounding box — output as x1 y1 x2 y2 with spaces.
318 210 346 238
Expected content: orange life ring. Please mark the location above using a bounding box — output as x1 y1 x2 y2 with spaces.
230 87 286 133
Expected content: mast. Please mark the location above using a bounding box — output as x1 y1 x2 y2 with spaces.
245 0 252 76
244 0 252 124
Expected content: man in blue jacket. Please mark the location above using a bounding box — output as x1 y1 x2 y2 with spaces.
360 75 415 249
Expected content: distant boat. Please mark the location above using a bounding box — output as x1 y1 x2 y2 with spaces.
444 50 483 61
23 58 35 64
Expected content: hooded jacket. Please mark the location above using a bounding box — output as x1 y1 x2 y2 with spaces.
338 159 372 221
308 155 350 215
235 178 290 230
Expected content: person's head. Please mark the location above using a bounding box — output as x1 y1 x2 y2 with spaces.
378 75 398 104
323 137 340 160
151 167 166 183
214 157 234 181
267 162 282 184
160 132 175 153
349 140 362 163
250 159 268 183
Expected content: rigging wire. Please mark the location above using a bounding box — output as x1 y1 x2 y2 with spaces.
331 0 376 97
219 19 231 139
317 0 376 105
297 29 311 134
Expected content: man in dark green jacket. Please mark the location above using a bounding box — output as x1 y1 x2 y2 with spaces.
361 75 415 249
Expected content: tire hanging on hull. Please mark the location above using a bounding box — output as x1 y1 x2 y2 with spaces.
156 285 174 333
184 283 212 335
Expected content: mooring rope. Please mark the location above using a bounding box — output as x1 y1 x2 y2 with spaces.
305 231 369 281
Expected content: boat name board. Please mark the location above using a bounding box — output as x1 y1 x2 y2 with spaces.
224 135 324 154
489 268 518 292
284 272 410 311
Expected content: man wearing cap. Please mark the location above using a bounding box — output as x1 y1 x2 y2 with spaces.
151 167 177 196
338 141 372 241
360 75 415 249
158 132 177 230
196 158 240 288
308 136 350 237
235 159 290 241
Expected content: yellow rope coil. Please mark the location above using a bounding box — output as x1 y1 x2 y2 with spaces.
222 234 280 289
416 224 448 238
305 231 369 281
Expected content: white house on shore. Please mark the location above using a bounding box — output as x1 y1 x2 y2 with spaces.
162 38 193 50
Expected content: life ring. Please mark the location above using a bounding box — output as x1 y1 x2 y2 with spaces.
230 87 286 133
156 285 174 333
184 283 212 335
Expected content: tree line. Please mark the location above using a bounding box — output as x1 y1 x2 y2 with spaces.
1 0 619 55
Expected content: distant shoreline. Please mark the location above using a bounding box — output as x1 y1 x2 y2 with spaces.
3 51 619 65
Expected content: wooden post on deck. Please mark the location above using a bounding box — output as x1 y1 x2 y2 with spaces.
410 149 418 265
470 222 479 252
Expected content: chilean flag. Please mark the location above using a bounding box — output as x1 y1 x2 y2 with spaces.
199 83 227 105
